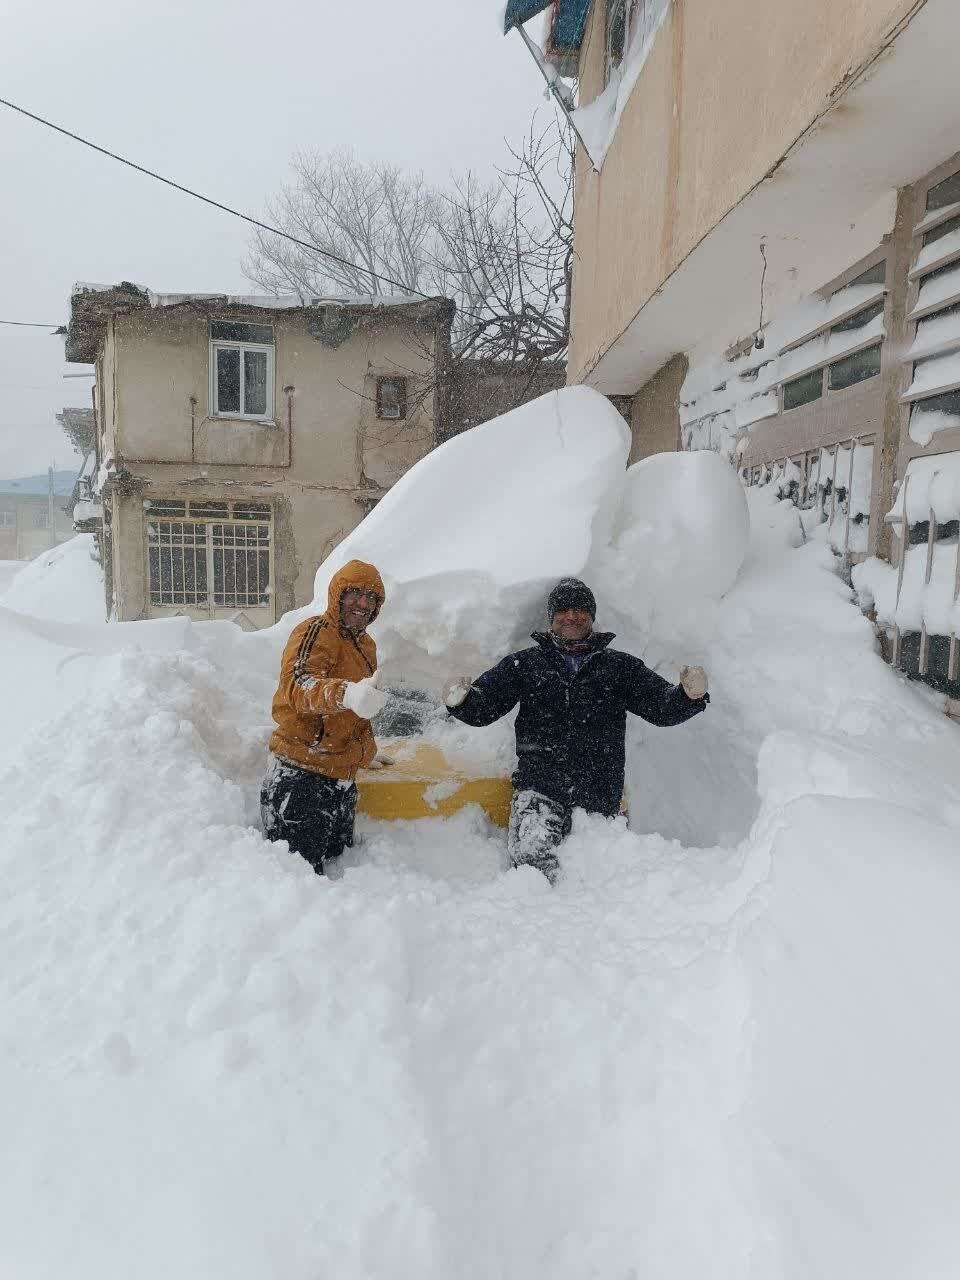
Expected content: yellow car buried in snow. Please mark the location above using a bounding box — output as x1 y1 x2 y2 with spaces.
356 686 513 826
355 686 626 827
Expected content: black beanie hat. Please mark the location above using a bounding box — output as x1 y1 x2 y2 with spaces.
548 578 597 621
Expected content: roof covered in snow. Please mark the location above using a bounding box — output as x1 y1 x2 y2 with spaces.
65 281 455 363
0 470 77 499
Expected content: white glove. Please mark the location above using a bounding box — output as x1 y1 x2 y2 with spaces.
443 675 473 708
679 665 708 700
342 672 388 720
366 753 394 771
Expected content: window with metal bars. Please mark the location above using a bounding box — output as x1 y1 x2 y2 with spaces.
146 500 272 611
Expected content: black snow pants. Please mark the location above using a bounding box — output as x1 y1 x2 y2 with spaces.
507 788 574 886
260 755 357 875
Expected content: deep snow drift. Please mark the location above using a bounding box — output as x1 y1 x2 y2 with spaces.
2 388 960 1280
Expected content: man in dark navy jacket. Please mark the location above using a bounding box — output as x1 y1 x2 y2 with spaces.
443 578 709 883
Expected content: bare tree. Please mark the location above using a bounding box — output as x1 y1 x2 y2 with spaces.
244 113 573 389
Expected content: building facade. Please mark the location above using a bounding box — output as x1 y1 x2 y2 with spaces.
65 284 453 627
504 0 960 705
0 470 77 561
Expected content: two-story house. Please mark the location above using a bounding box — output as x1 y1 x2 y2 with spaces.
504 0 960 703
65 283 453 628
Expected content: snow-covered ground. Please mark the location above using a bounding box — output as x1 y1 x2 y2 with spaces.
2 390 959 1279
0 534 104 623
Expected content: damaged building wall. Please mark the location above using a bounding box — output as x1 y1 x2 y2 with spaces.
91 298 447 624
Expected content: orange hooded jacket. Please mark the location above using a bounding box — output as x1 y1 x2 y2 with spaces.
268 559 385 779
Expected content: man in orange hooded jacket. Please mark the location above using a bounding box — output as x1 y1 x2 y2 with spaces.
261 559 388 874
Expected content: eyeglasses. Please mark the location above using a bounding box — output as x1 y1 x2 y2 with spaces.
341 588 379 606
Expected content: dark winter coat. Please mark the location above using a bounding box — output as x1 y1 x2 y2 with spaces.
448 632 708 816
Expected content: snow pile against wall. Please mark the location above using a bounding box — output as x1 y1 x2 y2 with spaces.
3 410 960 1276
0 535 104 624
311 387 632 687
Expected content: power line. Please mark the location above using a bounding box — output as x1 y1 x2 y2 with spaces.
0 319 63 329
0 95 434 302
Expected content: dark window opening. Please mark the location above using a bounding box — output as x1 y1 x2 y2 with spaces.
783 368 824 410
845 259 886 290
926 171 960 213
830 299 885 334
376 377 407 420
210 321 274 345
922 213 960 249
828 344 881 391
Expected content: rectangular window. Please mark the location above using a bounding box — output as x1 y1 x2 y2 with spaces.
830 299 884 335
923 212 960 248
926 171 960 213
376 377 407 420
783 368 823 410
0 509 16 529
845 259 886 290
34 507 49 529
828 344 881 391
210 321 274 419
147 520 208 607
147 500 272 614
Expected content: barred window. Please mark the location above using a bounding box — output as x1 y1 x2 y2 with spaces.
148 520 208 607
146 499 272 613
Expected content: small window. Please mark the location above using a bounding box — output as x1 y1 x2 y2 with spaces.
0 509 16 530
830 300 885 335
828 344 881 391
922 212 960 248
845 259 886 290
376 377 407 421
34 507 49 529
926 171 960 213
210 321 274 419
783 368 824 411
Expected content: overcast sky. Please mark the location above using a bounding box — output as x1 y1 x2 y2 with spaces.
0 0 544 478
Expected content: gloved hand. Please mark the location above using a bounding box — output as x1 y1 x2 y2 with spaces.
679 665 708 700
366 752 395 771
342 672 388 720
443 675 473 708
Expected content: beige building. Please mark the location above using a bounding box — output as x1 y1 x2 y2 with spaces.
65 284 453 627
0 470 77 562
505 0 960 702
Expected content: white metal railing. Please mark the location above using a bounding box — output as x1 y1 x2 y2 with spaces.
741 434 876 572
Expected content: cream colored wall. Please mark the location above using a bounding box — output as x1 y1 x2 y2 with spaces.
628 354 686 462
106 306 438 621
569 0 918 385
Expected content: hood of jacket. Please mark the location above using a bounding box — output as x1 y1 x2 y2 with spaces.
323 559 386 630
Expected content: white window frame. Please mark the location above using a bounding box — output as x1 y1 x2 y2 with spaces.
0 509 16 530
209 338 275 422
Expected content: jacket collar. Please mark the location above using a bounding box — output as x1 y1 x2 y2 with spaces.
532 630 615 656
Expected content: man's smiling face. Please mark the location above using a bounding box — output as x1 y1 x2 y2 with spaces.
339 586 378 634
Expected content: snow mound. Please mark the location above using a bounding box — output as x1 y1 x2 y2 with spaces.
0 535 104 623
312 386 630 684
610 448 749 602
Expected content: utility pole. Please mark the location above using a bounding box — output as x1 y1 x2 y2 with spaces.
47 466 57 550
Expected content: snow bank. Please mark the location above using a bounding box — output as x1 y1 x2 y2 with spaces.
3 399 960 1278
0 535 104 624
311 386 631 685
